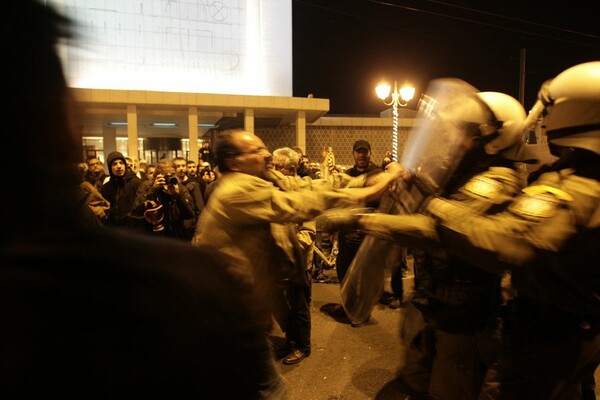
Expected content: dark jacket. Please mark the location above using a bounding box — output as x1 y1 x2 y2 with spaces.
182 179 205 240
132 180 196 241
200 146 216 167
101 151 142 228
297 162 318 179
345 162 382 209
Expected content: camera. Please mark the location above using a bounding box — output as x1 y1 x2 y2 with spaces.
164 173 178 185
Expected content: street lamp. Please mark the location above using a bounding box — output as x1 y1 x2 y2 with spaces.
376 80 415 161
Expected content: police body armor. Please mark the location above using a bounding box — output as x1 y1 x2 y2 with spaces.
415 165 523 332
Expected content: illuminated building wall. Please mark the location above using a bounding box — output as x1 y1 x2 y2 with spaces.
51 0 292 96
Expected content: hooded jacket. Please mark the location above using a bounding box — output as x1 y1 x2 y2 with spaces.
101 151 142 227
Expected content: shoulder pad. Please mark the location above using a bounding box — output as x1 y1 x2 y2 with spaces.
522 184 573 201
463 175 504 199
509 185 570 220
461 168 521 202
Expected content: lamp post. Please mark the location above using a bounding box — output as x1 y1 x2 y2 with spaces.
375 81 415 161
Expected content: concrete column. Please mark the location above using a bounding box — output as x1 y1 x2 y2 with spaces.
102 126 117 157
188 107 199 162
244 108 255 133
295 110 307 153
127 104 138 159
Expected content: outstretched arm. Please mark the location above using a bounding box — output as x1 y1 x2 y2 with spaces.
340 162 408 204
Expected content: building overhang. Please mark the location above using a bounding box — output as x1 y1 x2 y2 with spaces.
72 88 330 138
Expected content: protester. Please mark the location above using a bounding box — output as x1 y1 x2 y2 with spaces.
321 146 337 178
84 156 107 191
101 151 142 229
192 129 404 369
292 146 318 179
200 141 216 167
270 147 316 365
131 158 196 240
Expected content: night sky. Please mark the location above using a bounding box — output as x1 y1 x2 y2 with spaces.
292 0 600 115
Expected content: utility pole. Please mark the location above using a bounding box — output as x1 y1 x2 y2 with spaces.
519 48 526 106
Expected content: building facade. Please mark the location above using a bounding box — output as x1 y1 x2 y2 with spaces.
74 88 417 168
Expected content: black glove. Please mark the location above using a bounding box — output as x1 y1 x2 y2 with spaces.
316 208 372 232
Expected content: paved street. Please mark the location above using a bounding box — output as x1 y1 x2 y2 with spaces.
271 270 413 400
272 272 600 400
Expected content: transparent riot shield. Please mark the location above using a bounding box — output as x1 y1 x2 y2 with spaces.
340 78 485 325
339 192 403 325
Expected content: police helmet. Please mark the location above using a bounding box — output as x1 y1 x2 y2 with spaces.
475 91 527 155
543 61 600 155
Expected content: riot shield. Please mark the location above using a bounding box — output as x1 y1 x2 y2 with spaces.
340 79 484 325
339 192 403 325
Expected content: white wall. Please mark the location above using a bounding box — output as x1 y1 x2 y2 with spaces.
51 0 292 96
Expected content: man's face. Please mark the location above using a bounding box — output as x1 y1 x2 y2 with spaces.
127 158 140 172
187 163 197 176
353 148 371 169
146 167 156 181
174 160 187 178
87 158 103 176
111 159 126 177
273 155 295 176
202 171 213 182
232 131 271 178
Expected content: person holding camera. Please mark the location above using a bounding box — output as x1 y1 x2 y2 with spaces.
132 159 196 240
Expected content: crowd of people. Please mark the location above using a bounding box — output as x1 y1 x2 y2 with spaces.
5 1 600 399
77 151 218 238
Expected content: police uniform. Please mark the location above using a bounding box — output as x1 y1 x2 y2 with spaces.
417 166 524 400
357 166 525 399
427 149 600 399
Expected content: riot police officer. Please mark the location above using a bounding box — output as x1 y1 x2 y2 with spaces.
319 82 531 399
424 61 600 399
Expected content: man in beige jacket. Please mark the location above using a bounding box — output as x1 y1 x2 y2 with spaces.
193 130 402 395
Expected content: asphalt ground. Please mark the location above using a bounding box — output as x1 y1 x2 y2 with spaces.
271 269 600 400
270 268 414 400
